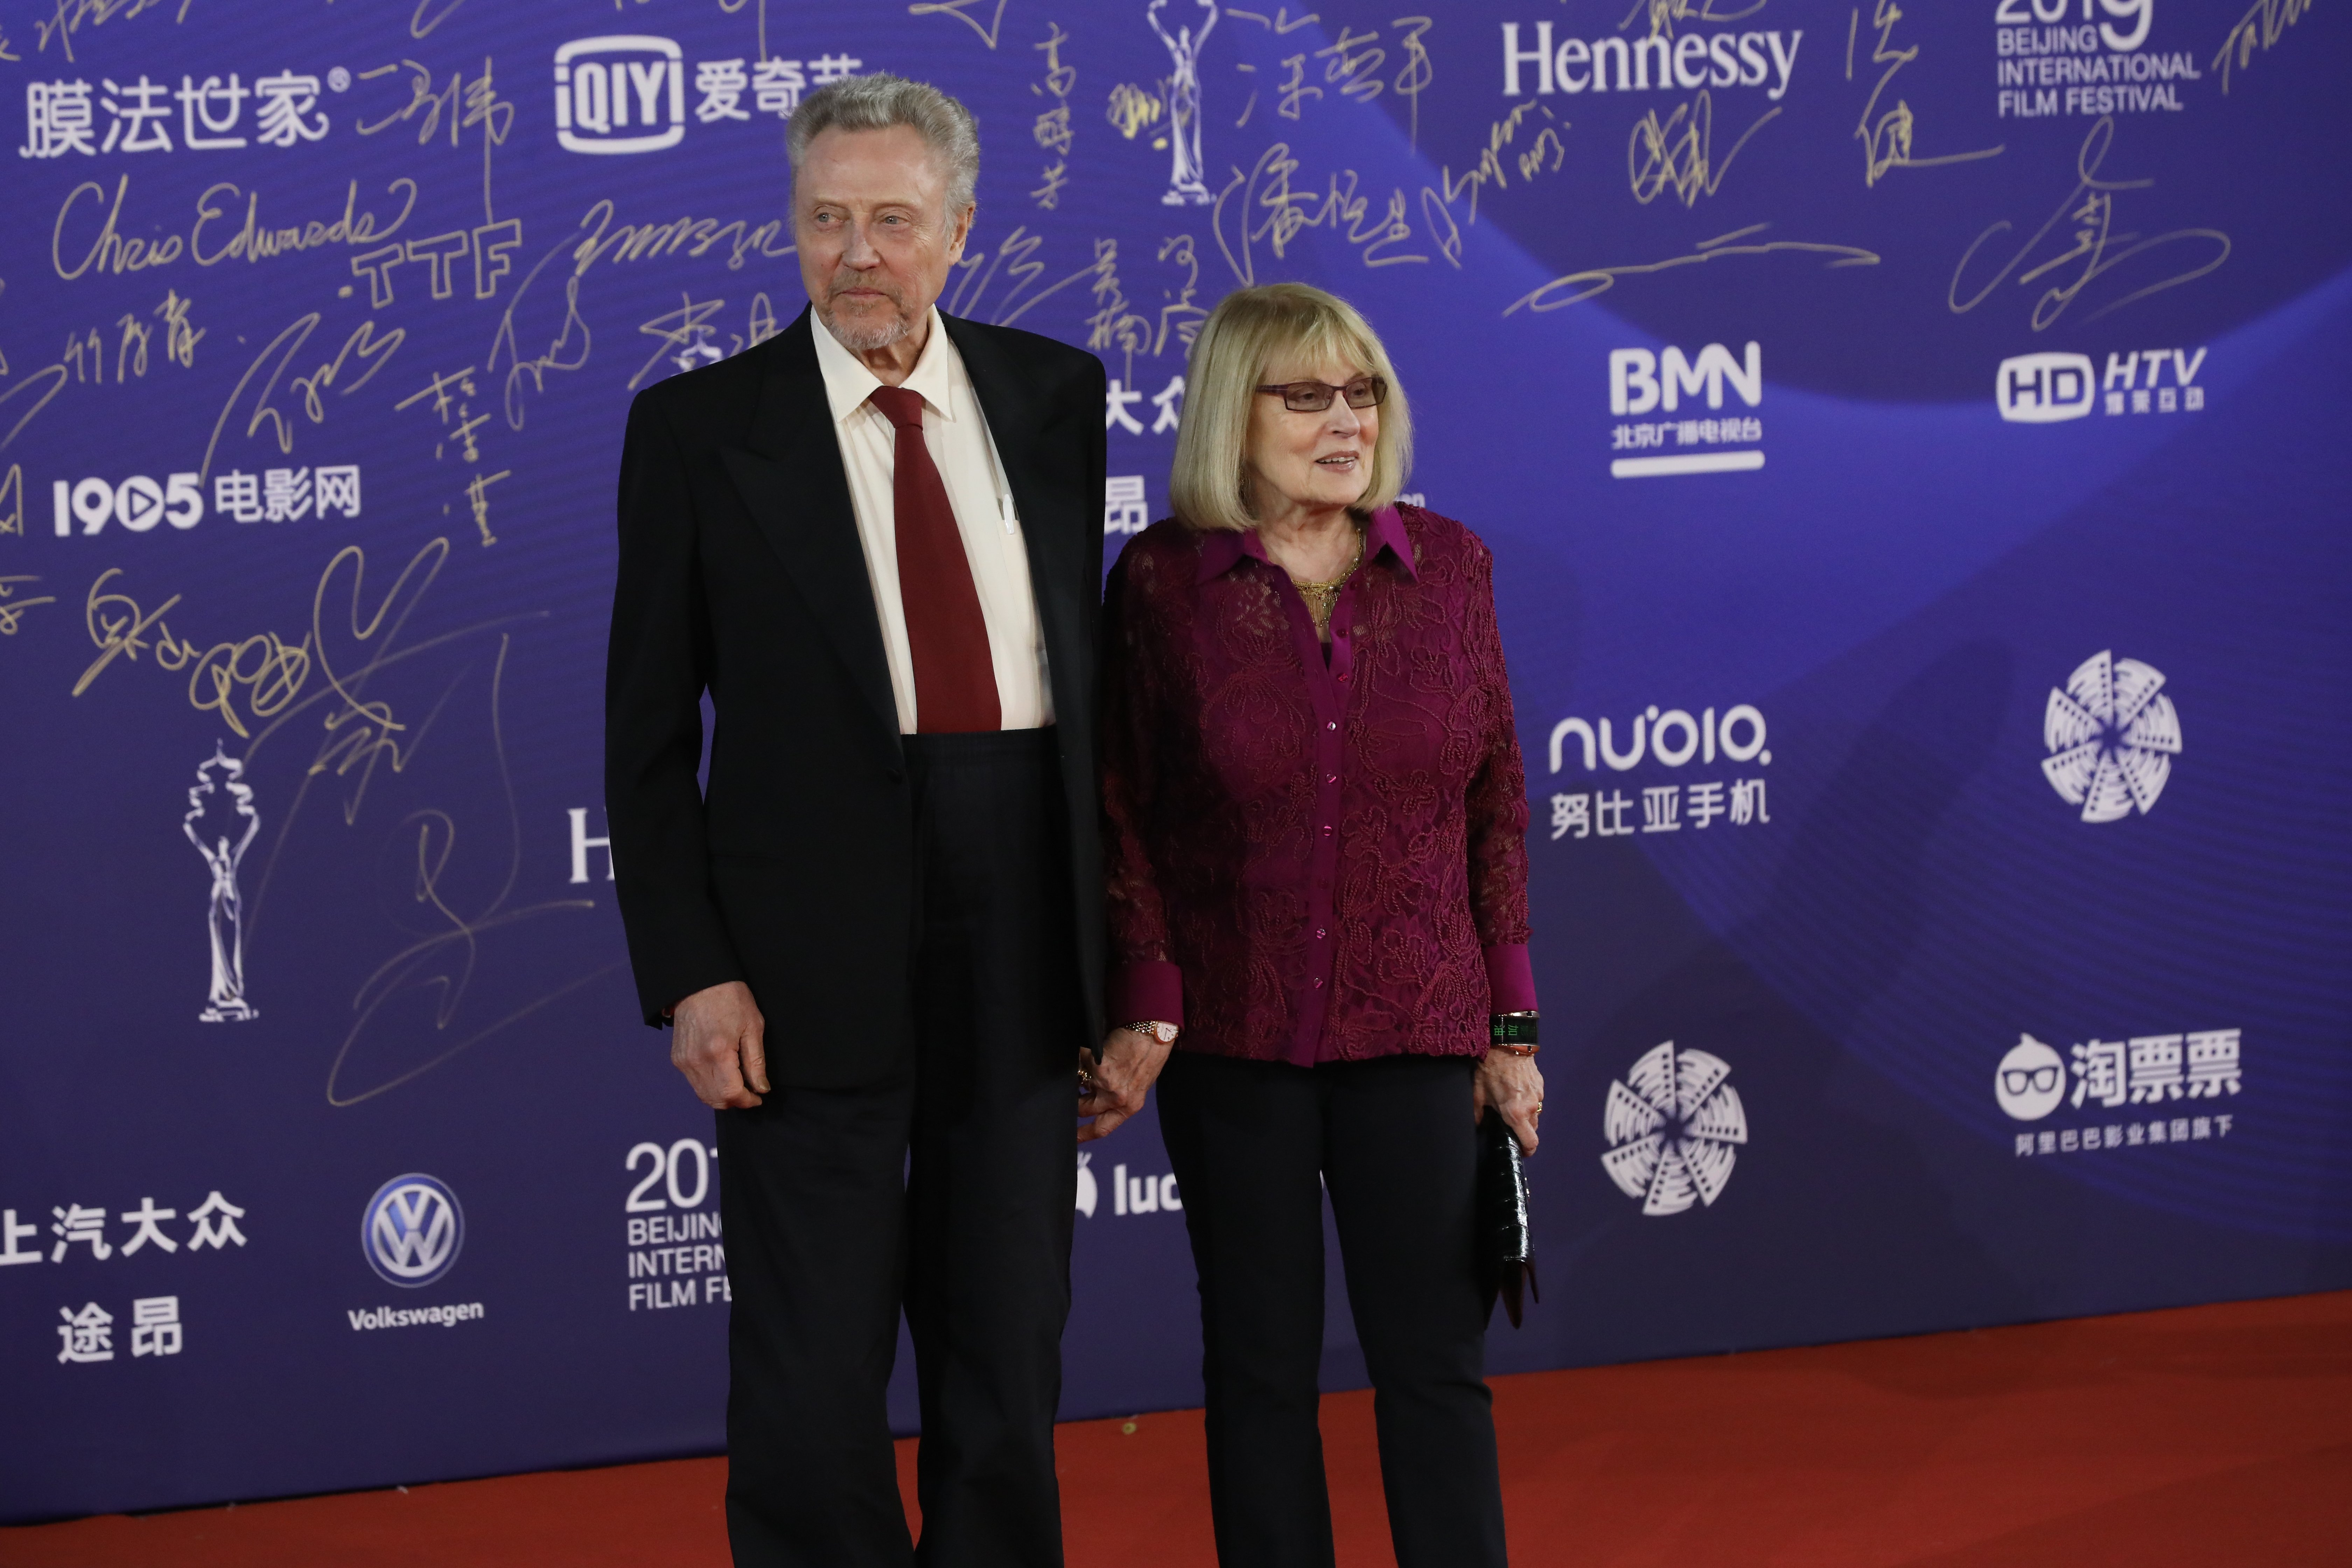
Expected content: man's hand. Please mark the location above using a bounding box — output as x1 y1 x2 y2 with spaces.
1473 1050 1545 1154
671 981 770 1109
1077 1025 1174 1143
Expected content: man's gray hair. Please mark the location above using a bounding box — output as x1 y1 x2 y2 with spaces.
786 73 981 215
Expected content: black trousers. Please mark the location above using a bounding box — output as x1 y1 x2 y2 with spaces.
1157 1051 1508 1568
716 728 1082 1568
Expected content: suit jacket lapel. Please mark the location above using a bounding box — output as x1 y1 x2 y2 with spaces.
945 313 1085 726
721 310 900 743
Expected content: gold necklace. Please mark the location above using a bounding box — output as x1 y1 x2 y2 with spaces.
1289 532 1363 638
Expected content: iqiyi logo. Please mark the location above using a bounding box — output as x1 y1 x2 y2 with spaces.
554 37 685 154
362 1174 464 1288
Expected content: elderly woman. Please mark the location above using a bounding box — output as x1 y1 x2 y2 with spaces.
1080 282 1543 1567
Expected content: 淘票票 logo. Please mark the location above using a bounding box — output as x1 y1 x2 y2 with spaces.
1602 1041 1747 1216
1995 1028 2242 1159
362 1174 464 1288
1996 1027 2244 1124
1994 1034 2066 1120
2041 650 2181 822
554 37 685 154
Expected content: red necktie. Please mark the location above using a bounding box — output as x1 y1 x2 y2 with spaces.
868 385 1001 733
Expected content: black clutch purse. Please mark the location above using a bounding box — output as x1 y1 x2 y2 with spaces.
1478 1113 1539 1328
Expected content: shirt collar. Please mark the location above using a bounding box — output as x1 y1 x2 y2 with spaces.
1195 504 1418 584
811 304 961 425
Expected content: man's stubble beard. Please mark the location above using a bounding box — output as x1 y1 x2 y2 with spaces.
818 284 917 354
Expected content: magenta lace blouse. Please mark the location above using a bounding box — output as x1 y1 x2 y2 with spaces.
1101 503 1535 1065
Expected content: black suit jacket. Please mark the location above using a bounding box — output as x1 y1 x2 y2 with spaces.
604 307 1108 1087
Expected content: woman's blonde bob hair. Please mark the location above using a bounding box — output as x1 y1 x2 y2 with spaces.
1167 282 1413 533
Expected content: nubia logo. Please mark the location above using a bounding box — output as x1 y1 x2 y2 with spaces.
1549 703 1768 773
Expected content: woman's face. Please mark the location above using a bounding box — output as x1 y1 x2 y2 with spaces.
1244 351 1380 522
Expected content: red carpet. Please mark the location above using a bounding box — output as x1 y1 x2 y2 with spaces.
8 1290 2347 1566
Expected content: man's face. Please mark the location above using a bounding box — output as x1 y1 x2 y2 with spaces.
794 124 972 352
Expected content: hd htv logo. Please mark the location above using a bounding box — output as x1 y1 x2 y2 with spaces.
1995 349 2207 422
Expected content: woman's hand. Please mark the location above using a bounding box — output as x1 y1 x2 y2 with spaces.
1473 1050 1545 1154
1078 1026 1175 1143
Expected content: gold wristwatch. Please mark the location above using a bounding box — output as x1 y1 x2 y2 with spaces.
1123 1020 1179 1045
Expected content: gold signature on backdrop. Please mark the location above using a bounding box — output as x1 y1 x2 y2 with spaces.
1630 92 1779 206
0 574 57 635
200 312 405 482
1847 0 2002 186
2212 0 2312 91
1949 118 2229 330
910 0 1009 51
31 0 188 63
1507 224 1882 313
325 634 607 1108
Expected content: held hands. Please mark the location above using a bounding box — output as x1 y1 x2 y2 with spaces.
671 981 770 1109
1474 1050 1545 1154
1077 1026 1174 1143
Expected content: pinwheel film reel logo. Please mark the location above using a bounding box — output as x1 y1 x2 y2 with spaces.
1602 1042 1748 1217
2041 651 2182 823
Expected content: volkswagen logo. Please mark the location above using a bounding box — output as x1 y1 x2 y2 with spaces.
362 1174 465 1288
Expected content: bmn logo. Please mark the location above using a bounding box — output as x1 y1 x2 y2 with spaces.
1609 343 1762 415
555 37 685 154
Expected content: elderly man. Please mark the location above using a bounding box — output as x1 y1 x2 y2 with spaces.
605 74 1123 1566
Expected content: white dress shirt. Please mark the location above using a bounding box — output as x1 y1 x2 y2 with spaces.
811 307 1053 733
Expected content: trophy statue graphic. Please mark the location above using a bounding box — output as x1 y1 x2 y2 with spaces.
185 743 260 1023
1148 0 1217 206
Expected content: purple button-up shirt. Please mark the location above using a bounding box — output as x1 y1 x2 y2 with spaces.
1101 504 1535 1066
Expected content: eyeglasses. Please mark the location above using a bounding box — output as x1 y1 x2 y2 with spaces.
2001 1066 2060 1096
1255 376 1387 413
